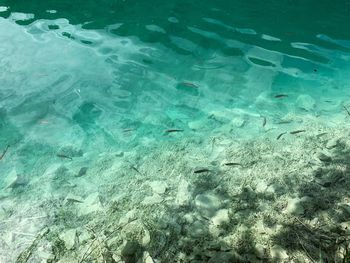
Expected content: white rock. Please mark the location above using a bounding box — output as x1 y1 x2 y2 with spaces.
149 181 167 195
77 192 103 215
119 209 137 225
326 138 338 149
141 194 163 205
296 94 315 111
59 229 77 250
255 181 268 193
270 245 288 260
176 179 191 206
142 228 151 246
211 209 229 226
285 198 305 215
143 251 155 263
255 244 268 259
5 170 27 189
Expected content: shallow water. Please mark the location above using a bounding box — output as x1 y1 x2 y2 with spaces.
1 1 350 262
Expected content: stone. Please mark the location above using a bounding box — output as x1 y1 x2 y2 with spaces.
77 192 103 215
149 181 167 195
142 228 151 246
296 94 315 111
270 245 288 260
141 194 163 205
142 251 155 263
285 198 305 215
326 138 339 149
317 152 332 162
340 221 350 234
176 179 191 206
255 244 268 259
119 209 137 225
255 181 268 193
211 209 229 226
59 229 77 250
195 193 222 218
189 221 207 238
5 170 28 189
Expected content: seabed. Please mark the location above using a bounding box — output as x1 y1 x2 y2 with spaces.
1 3 350 263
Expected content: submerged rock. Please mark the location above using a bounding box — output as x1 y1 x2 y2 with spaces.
326 138 339 149
211 209 229 226
5 170 28 189
77 192 103 215
149 181 167 195
195 193 223 218
296 94 315 111
141 194 163 205
285 198 305 215
176 179 191 206
317 152 332 162
59 229 77 250
270 245 289 261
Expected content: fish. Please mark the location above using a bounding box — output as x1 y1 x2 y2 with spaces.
290 130 306 135
76 167 88 177
165 129 184 133
0 145 9 161
274 94 288 99
224 162 241 166
262 117 267 127
181 82 199 89
194 168 210 173
57 154 73 160
276 132 287 140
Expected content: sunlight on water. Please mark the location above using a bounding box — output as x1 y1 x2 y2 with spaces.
1 1 350 262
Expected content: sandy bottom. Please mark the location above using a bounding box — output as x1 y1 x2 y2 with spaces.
1 115 350 263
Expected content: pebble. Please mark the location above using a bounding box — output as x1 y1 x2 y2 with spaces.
59 229 77 250
211 209 229 226
176 179 191 206
149 181 167 195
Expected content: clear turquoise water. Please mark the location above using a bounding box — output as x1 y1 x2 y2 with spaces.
1 1 350 262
